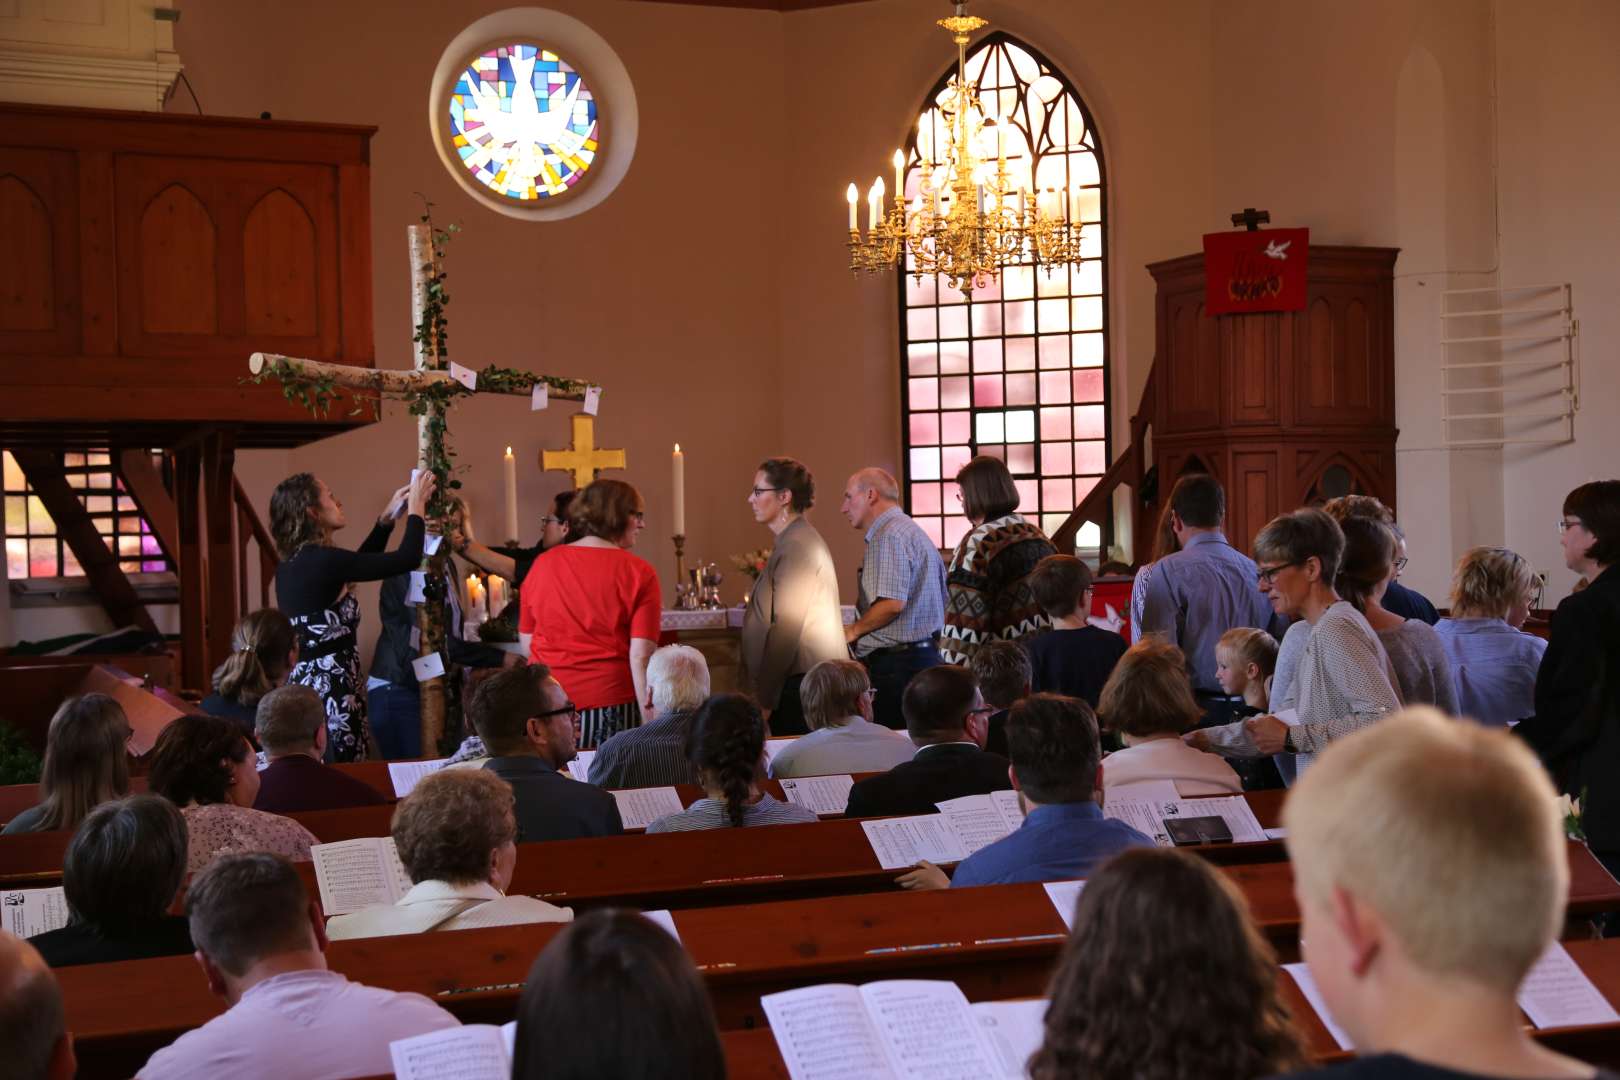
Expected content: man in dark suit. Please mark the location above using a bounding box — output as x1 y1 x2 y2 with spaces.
253 686 387 814
466 664 623 843
844 664 1010 817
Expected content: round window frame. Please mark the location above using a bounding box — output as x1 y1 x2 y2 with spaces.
428 8 637 222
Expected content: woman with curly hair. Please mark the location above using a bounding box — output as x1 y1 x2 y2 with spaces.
270 468 434 761
1030 847 1308 1080
645 694 817 832
147 712 316 874
2 694 131 834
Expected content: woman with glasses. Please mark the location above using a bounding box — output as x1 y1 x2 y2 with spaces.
1433 546 1546 726
517 478 660 749
326 768 572 939
1194 509 1400 779
1520 481 1620 877
457 489 579 593
2 693 131 834
740 458 846 735
767 659 915 778
940 455 1057 665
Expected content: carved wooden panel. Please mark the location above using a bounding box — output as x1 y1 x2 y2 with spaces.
0 148 80 353
1225 313 1282 426
1295 286 1387 427
1231 450 1280 552
114 154 341 362
1162 290 1221 433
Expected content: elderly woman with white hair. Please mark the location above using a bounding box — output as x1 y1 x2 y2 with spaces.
586 644 711 788
767 659 915 778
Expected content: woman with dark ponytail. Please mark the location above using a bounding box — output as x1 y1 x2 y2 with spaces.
200 609 298 741
644 693 818 832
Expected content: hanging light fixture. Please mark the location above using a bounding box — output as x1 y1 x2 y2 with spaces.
844 1 1086 294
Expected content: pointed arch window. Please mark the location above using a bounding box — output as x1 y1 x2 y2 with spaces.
899 33 1109 557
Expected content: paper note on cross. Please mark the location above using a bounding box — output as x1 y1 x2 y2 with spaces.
541 414 627 488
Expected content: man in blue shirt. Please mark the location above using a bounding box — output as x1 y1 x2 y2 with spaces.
840 468 949 729
897 693 1152 889
1138 474 1284 699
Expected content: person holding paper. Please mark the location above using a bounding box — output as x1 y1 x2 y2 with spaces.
741 457 847 735
845 664 1013 818
2 693 130 835
460 665 623 843
135 853 459 1079
326 769 572 940
1098 640 1242 798
1280 708 1614 1080
29 794 194 968
768 659 915 778
899 694 1150 890
588 645 709 789
202 608 298 743
147 713 317 875
271 468 435 762
458 489 579 592
645 694 818 832
0 930 75 1080
518 478 661 749
1029 848 1308 1080
251 686 387 814
368 496 514 760
510 909 725 1079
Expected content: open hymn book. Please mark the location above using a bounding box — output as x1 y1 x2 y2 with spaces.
1100 780 1267 846
391 1021 516 1080
311 838 413 917
762 980 1046 1080
860 791 1026 870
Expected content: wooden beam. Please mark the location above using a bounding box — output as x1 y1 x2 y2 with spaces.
115 449 179 564
9 449 157 634
172 445 205 692
201 430 239 675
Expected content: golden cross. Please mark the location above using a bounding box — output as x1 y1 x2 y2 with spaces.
540 413 627 488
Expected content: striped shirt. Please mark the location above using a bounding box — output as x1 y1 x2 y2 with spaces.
587 710 701 788
644 794 817 833
854 507 948 657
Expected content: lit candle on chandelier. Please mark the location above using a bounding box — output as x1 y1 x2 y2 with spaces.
846 183 858 231
891 149 904 202
868 178 885 232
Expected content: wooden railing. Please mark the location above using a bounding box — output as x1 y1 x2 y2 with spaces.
1052 361 1156 559
234 476 277 612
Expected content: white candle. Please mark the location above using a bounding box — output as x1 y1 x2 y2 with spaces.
846 183 858 231
672 443 686 537
503 446 518 542
892 149 904 200
488 575 505 615
466 573 483 619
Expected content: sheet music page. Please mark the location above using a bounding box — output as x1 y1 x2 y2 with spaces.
971 999 1048 1078
388 757 449 798
1042 880 1086 931
1100 797 1173 846
1516 942 1620 1028
762 983 894 1080
312 837 411 916
565 750 596 783
612 786 686 830
860 815 971 870
860 979 1005 1079
0 886 69 938
934 795 1015 855
1103 779 1180 803
1170 797 1267 843
991 789 1027 831
1283 963 1355 1050
779 775 855 816
389 1024 509 1080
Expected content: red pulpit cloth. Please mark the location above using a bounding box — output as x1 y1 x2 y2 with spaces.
1201 228 1310 315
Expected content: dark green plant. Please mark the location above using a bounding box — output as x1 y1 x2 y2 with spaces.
0 721 44 786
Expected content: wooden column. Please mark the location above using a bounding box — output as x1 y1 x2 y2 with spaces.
10 449 157 634
201 429 240 675
172 445 205 692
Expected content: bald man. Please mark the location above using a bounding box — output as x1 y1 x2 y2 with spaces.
0 931 75 1080
840 468 948 729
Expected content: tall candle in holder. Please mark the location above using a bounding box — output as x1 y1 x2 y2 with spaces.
671 443 686 537
503 446 519 542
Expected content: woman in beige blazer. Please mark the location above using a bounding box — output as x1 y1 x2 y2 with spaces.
326 769 571 940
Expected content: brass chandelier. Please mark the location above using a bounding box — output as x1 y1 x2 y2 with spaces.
845 2 1086 294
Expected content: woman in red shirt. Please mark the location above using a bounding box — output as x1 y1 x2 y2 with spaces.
519 479 661 748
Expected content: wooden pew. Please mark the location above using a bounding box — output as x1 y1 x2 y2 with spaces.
54 885 1620 1079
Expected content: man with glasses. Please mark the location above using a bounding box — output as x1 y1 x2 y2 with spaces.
459 664 623 842
839 467 949 730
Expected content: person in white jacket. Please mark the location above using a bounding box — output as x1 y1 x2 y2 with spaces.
1098 638 1242 797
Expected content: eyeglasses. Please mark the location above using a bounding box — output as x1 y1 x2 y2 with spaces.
1393 556 1409 573
968 704 997 717
1558 518 1584 534
533 702 579 721
749 486 785 497
1256 560 1305 585
631 511 646 524
540 515 565 526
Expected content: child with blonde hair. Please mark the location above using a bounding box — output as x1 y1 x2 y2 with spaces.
1215 627 1279 714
